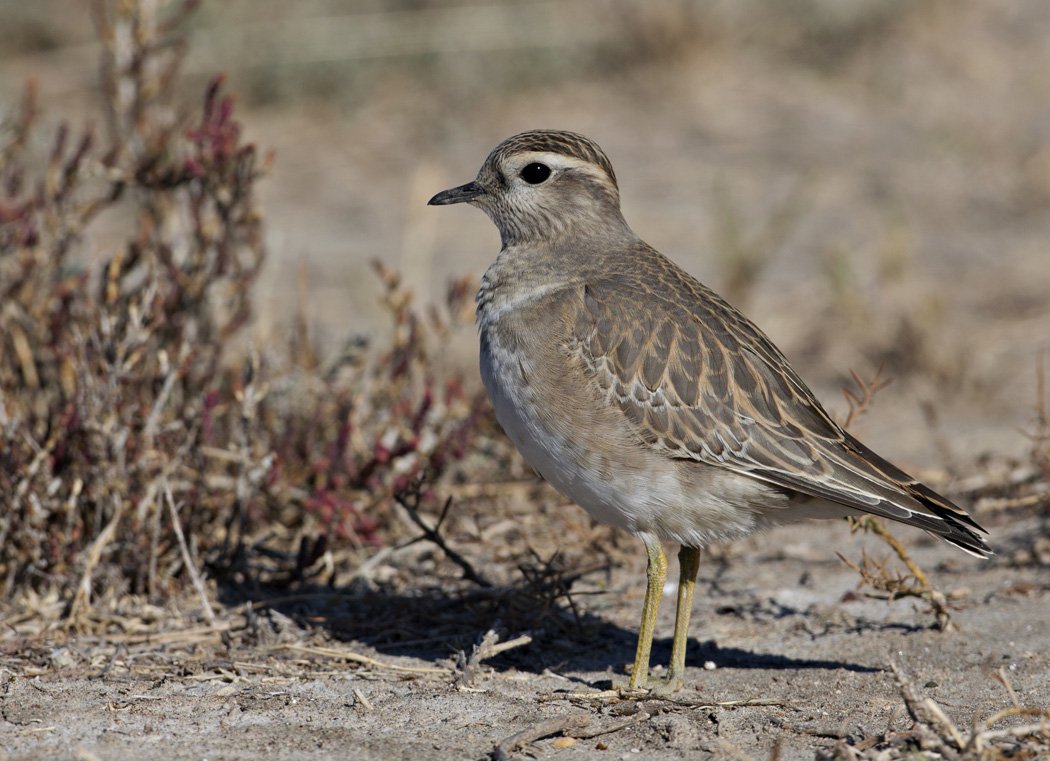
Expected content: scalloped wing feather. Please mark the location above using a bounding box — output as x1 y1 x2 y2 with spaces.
571 251 990 558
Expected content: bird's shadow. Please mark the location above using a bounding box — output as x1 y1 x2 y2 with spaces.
212 555 894 679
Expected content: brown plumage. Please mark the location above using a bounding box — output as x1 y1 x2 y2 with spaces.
572 256 987 556
429 129 990 693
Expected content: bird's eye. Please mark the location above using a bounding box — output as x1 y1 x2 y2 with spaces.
520 163 551 184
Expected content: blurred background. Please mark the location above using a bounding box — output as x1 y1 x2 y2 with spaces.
2 0 1048 467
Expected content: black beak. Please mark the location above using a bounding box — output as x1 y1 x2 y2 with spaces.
428 181 486 206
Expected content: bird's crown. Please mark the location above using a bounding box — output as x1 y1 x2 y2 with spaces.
487 130 618 188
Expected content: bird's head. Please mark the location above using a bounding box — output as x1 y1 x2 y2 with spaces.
429 130 626 246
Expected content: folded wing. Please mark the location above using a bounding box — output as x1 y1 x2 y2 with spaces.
570 259 990 558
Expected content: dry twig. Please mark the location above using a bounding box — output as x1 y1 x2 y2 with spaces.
454 629 533 688
488 714 592 761
838 369 955 629
66 495 124 628
277 643 451 676
841 366 892 431
876 661 1050 760
838 521 955 631
395 487 493 588
164 477 217 627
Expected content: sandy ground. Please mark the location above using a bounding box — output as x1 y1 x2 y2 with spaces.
2 512 1048 760
2 1 1050 759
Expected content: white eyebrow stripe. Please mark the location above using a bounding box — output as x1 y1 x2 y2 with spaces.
509 151 612 182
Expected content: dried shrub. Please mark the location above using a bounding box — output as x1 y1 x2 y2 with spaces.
835 368 960 629
816 661 1050 761
0 0 487 626
240 261 489 579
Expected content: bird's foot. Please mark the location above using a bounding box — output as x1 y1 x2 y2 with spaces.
612 672 685 697
610 674 638 694
649 674 685 696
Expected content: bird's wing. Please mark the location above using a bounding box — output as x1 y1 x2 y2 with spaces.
570 270 990 557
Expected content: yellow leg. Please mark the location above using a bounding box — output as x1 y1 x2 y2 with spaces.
627 537 667 689
662 545 701 693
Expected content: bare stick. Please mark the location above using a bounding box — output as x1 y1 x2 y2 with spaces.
841 365 891 430
993 666 1022 709
965 707 1050 755
891 659 1050 757
278 644 451 675
141 359 179 441
66 493 124 627
570 711 652 739
164 477 217 627
395 490 492 587
454 630 533 688
352 688 373 711
11 432 56 516
889 659 963 751
491 714 591 758
852 516 954 629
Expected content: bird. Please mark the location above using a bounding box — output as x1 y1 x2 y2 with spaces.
428 130 990 694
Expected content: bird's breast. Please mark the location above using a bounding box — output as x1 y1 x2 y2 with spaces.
479 312 643 533
477 292 788 547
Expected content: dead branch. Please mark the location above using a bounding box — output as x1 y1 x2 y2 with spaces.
843 517 955 630
66 494 124 628
163 477 216 627
883 660 1050 760
454 629 532 688
489 714 592 760
841 366 891 431
569 711 653 739
395 488 493 588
